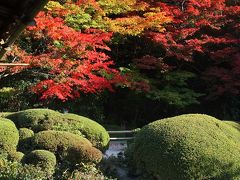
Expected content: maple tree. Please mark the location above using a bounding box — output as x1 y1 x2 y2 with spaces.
0 0 239 123
3 11 125 101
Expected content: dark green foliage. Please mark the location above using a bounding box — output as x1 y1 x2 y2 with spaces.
6 109 64 132
22 150 56 176
0 118 19 153
131 114 240 179
53 113 110 151
32 130 102 164
146 71 204 108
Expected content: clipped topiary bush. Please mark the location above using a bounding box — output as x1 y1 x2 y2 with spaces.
19 128 34 140
53 113 110 151
0 112 14 118
18 128 35 153
5 109 64 132
32 130 102 164
224 121 240 132
131 114 240 179
6 109 109 151
8 151 24 162
0 118 19 153
22 150 56 176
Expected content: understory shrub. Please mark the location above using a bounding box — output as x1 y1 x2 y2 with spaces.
0 118 19 153
8 151 24 162
0 155 47 180
131 114 240 179
18 128 34 153
54 113 110 151
6 109 110 151
22 150 56 176
32 130 102 164
6 109 64 132
0 109 108 179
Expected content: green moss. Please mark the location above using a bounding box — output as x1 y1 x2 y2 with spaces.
0 118 19 153
8 151 24 162
6 109 64 132
18 128 35 153
53 113 110 151
22 150 56 176
32 130 102 164
132 114 240 179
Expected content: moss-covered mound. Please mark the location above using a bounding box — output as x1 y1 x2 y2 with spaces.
6 109 63 132
0 118 19 153
132 114 240 179
32 130 102 164
22 150 56 176
53 113 110 151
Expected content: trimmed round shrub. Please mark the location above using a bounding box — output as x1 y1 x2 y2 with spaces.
0 118 19 153
53 113 110 151
0 112 14 118
224 121 240 132
19 128 34 140
8 151 24 162
32 130 102 164
6 109 109 151
18 128 35 153
132 114 240 179
22 150 56 176
6 109 63 132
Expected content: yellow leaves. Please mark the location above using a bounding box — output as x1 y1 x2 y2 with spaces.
46 1 65 11
106 12 172 35
98 0 136 14
106 16 145 36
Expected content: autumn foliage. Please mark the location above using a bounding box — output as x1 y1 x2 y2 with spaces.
0 0 239 122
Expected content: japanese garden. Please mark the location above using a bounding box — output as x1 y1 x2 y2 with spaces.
0 0 239 179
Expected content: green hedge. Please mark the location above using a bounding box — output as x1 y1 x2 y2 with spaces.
32 130 102 164
53 113 110 151
6 109 110 151
0 118 19 153
224 121 240 132
22 150 56 176
132 114 240 179
18 128 34 153
6 109 63 132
